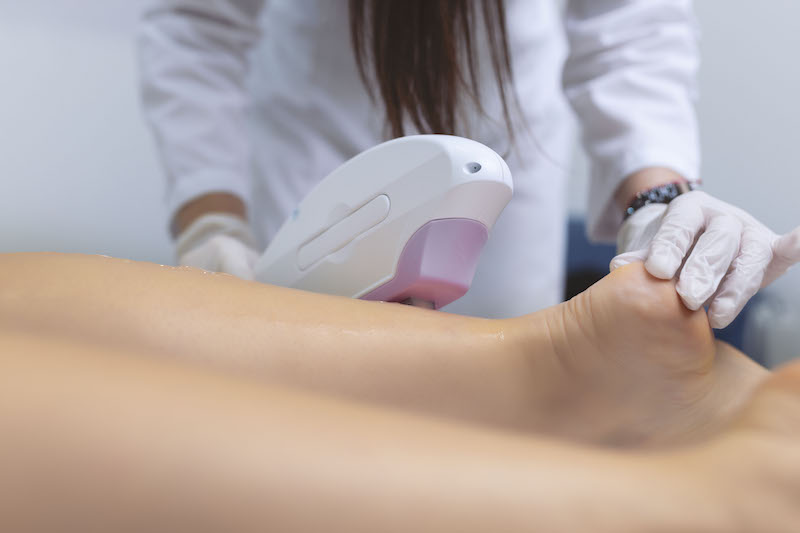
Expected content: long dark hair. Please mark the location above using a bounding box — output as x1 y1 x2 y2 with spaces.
349 0 517 139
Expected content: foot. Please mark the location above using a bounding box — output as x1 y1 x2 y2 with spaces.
517 262 768 447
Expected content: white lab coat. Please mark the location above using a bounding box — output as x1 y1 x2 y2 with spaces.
138 0 700 318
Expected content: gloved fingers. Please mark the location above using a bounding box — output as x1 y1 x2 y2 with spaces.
676 214 743 311
776 226 800 263
215 236 258 281
644 197 705 280
616 203 667 254
610 249 649 272
763 226 800 286
706 229 772 329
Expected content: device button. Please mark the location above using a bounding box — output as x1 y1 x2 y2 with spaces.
297 194 391 270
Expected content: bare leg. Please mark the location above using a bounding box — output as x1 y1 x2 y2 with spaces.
0 252 559 432
680 361 800 533
0 329 745 533
0 253 767 445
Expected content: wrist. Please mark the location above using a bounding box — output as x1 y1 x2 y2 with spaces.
510 301 626 441
175 213 257 259
615 167 689 212
172 192 248 237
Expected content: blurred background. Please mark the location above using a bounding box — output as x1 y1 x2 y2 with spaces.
1 1 798 365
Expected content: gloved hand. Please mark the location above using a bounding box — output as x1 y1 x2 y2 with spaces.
175 213 260 280
612 190 800 329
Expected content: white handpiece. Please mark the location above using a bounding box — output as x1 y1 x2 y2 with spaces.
254 135 512 308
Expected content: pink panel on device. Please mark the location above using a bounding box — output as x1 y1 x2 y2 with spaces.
360 218 489 309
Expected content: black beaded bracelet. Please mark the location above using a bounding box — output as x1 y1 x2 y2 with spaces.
624 181 697 220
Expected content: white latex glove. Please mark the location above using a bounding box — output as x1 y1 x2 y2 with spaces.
612 191 800 329
175 213 260 281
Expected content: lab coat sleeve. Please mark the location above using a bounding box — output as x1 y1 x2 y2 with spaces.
137 0 266 222
562 0 701 242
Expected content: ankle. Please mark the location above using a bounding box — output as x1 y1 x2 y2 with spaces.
492 309 571 430
501 301 608 438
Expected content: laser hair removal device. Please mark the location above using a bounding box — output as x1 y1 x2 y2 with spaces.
254 135 512 309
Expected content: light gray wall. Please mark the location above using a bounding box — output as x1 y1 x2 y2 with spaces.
0 1 171 263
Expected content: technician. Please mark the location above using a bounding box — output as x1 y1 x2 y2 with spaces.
139 0 799 326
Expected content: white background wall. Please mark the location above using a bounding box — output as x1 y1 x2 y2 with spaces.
0 2 171 263
1 2 798 313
